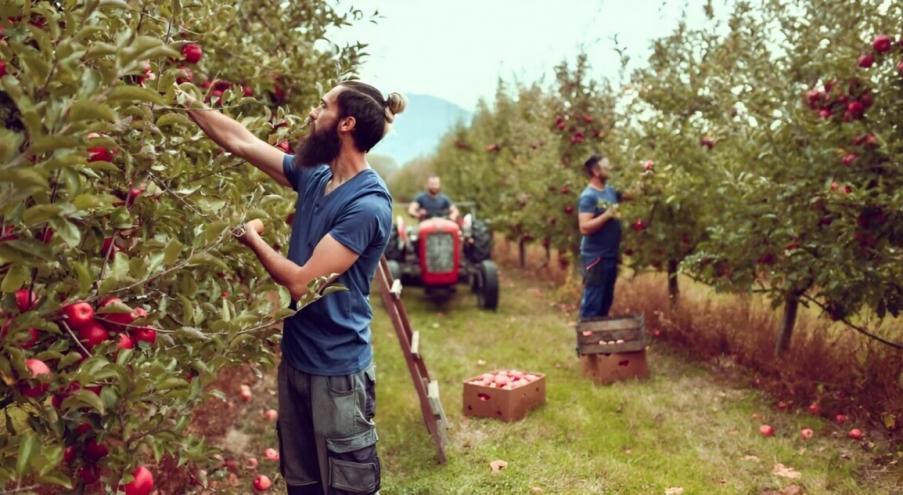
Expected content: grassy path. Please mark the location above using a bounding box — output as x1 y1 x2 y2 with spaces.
230 266 901 494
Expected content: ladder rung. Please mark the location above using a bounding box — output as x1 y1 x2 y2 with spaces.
410 330 420 357
390 279 403 297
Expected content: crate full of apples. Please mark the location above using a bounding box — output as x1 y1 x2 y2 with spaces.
462 369 546 422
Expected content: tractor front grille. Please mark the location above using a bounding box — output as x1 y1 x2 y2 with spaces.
425 233 454 272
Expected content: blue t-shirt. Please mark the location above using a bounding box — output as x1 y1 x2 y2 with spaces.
578 184 622 261
281 154 393 376
414 192 452 218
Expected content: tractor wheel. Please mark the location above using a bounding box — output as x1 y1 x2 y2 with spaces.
387 259 402 283
465 219 493 263
475 260 499 310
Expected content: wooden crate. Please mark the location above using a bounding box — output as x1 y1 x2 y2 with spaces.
575 314 647 355
462 372 546 422
580 350 649 385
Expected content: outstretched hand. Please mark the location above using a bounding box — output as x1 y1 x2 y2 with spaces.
234 219 265 247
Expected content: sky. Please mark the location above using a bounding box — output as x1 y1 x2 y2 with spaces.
326 0 730 111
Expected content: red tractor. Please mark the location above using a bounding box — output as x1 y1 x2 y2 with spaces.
384 206 498 310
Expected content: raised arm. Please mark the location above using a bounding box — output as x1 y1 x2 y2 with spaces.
180 87 290 188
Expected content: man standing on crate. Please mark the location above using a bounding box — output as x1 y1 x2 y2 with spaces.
577 154 632 318
180 81 405 495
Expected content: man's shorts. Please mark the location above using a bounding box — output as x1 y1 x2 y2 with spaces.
277 360 380 494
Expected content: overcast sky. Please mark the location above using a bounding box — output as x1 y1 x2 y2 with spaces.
327 0 730 110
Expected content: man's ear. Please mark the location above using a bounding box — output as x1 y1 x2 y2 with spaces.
338 116 356 133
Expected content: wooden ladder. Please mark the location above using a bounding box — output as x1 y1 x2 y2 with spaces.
375 257 449 463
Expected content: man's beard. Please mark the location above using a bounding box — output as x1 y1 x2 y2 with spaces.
293 121 341 169
428 188 440 195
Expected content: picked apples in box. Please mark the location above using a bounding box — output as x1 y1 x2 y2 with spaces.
463 369 546 421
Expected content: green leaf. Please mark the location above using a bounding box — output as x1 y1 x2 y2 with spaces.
62 390 106 414
106 86 165 106
49 218 82 248
36 471 73 489
0 169 48 191
1 265 29 292
68 100 117 123
71 261 92 294
23 204 63 226
156 112 194 128
119 36 166 67
16 433 37 477
30 135 81 154
164 239 183 266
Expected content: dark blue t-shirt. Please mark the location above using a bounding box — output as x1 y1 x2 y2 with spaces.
578 184 622 261
281 154 392 375
414 192 452 218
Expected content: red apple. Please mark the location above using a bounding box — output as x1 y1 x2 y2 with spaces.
275 141 291 153
246 457 259 469
897 59 903 74
15 288 36 312
87 146 114 162
807 403 821 415
84 438 109 461
116 332 134 350
182 43 203 64
631 219 647 232
800 428 814 440
41 227 53 243
79 322 110 350
176 66 194 84
63 446 77 464
858 53 875 68
242 85 254 97
700 136 715 149
847 428 863 440
642 160 654 172
263 409 278 422
873 34 893 53
19 358 51 397
79 464 101 484
841 153 857 167
759 424 775 437
52 382 81 409
131 327 157 345
0 59 6 77
239 384 253 401
126 187 144 206
818 108 832 119
124 466 154 495
100 297 133 326
18 327 40 349
570 131 585 144
835 414 848 424
101 237 118 256
253 475 272 492
264 448 279 462
564 205 575 214
846 101 864 119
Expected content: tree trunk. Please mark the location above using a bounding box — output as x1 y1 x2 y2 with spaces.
518 237 527 269
775 292 800 356
667 259 680 304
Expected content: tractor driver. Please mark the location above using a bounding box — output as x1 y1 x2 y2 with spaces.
408 175 460 222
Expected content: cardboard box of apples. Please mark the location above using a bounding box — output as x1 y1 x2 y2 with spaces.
462 369 546 422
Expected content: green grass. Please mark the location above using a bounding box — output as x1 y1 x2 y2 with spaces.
369 268 901 495
229 266 901 494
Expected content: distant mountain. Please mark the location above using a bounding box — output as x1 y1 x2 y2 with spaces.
371 93 472 165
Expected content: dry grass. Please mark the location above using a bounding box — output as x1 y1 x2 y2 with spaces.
497 236 903 441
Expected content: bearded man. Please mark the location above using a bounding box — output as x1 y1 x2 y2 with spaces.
182 80 405 495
